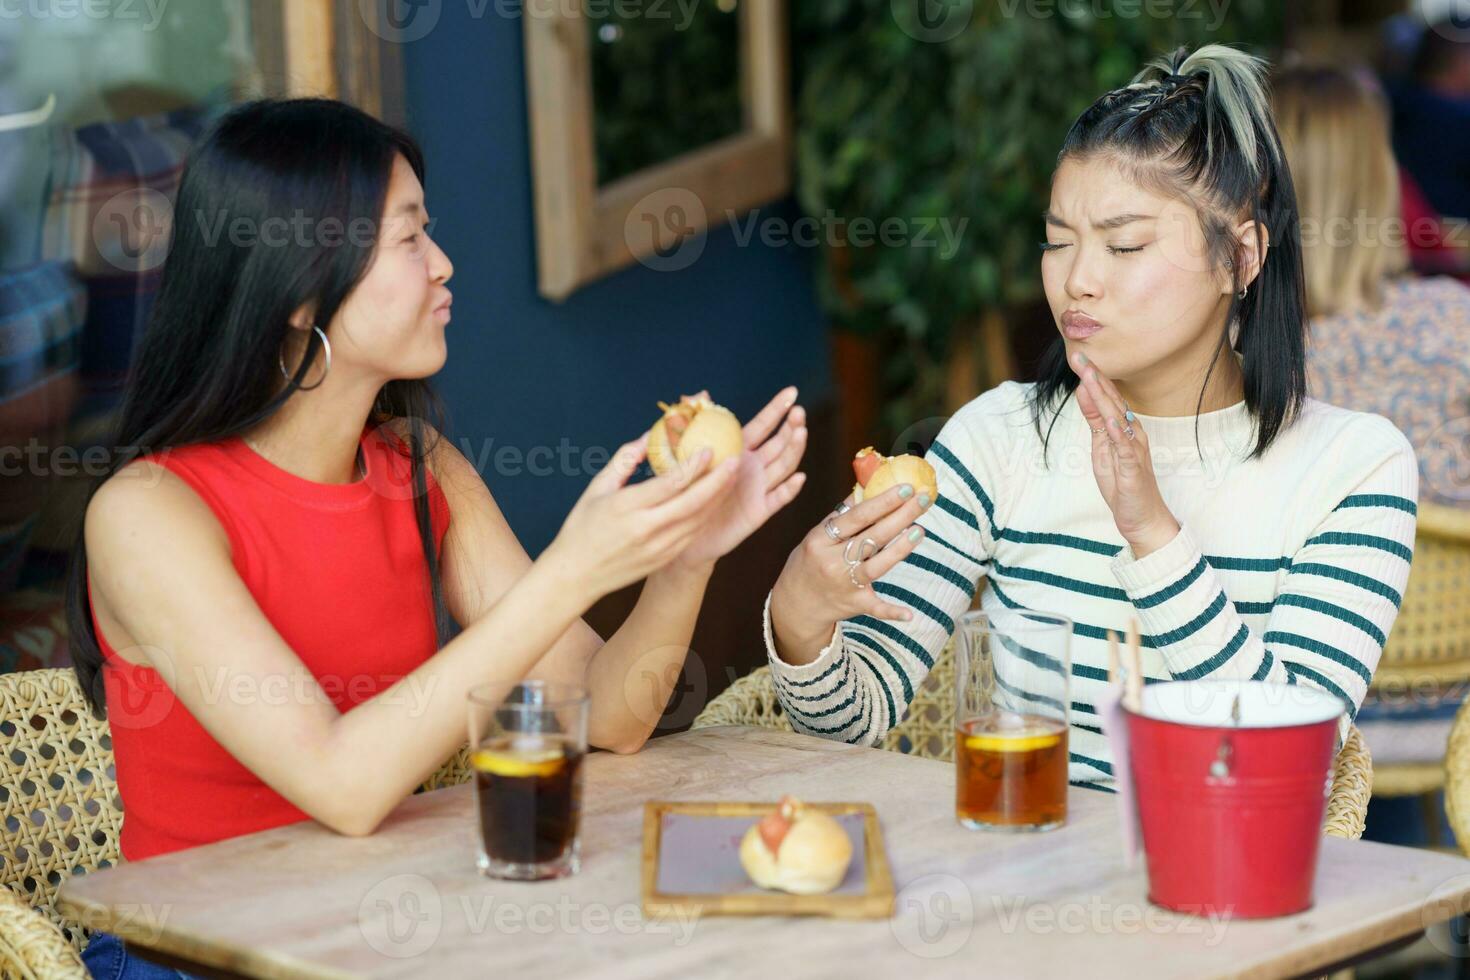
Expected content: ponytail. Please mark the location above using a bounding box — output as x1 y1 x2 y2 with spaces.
1132 45 1279 183
1031 44 1307 461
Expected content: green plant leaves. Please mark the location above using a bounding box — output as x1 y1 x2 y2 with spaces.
792 0 1283 436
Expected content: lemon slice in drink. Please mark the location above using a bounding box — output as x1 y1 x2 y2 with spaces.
963 724 1063 754
470 746 564 778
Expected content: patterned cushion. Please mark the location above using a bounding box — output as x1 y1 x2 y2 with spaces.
1306 276 1470 507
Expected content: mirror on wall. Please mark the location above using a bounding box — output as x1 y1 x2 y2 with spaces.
524 0 790 300
588 2 744 187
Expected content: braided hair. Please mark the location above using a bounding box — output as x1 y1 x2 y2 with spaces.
1030 44 1307 461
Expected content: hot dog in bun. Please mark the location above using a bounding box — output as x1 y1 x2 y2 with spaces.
647 393 743 477
738 795 853 894
851 446 938 504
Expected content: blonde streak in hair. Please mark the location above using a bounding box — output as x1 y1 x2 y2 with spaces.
1120 71 1165 113
1177 44 1275 178
1131 51 1179 86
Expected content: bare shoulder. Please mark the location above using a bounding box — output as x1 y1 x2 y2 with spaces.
85 459 233 664
87 459 230 554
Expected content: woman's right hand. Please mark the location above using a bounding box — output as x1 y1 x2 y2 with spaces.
548 432 739 601
768 483 932 664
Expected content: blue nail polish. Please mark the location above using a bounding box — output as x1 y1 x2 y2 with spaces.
1077 352 1089 366
908 527 923 543
1125 410 1136 422
898 484 914 499
918 493 932 509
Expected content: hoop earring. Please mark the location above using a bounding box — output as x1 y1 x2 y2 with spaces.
1237 284 1248 300
279 325 331 391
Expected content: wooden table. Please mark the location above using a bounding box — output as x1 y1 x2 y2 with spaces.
59 726 1470 979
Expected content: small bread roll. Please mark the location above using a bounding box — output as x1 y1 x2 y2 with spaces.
851 447 939 505
739 796 853 895
647 394 743 476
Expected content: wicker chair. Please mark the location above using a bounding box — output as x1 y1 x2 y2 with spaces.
1366 502 1470 809
0 668 474 980
1444 699 1470 854
694 640 1374 841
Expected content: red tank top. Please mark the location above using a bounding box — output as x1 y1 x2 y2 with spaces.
86 422 451 860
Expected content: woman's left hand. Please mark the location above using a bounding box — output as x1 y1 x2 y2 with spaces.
671 387 808 567
1070 351 1181 559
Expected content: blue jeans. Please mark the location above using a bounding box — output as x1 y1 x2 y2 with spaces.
81 932 203 980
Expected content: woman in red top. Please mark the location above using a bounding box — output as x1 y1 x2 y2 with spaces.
64 100 807 872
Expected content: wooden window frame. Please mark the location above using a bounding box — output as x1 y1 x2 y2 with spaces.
523 0 792 300
252 0 406 124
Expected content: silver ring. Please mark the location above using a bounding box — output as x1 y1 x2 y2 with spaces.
823 517 843 542
1123 425 1136 440
843 537 878 566
848 564 867 589
832 501 851 516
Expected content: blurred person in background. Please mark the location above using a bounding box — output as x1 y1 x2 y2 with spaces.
1383 22 1470 225
1274 62 1470 507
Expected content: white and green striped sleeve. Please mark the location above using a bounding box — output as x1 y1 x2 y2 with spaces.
1109 421 1417 742
762 405 1003 744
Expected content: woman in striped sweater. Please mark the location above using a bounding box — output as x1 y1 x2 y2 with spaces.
764 44 1419 788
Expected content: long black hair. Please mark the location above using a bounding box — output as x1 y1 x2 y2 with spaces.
65 98 455 712
1030 44 1308 460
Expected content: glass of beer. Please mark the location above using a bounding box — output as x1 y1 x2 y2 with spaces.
466 681 588 880
954 608 1072 832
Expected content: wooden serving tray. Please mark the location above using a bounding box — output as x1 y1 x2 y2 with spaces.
640 800 895 919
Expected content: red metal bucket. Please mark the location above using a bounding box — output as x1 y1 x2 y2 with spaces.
1125 680 1343 919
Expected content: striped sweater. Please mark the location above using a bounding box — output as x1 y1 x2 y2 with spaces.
763 381 1419 787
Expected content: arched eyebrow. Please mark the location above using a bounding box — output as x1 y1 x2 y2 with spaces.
1043 211 1156 230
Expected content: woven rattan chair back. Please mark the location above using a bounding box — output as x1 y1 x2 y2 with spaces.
0 669 122 953
1375 502 1470 687
0 667 477 964
693 640 1373 839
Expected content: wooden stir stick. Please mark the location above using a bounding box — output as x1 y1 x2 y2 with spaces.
1124 617 1143 711
1108 618 1144 712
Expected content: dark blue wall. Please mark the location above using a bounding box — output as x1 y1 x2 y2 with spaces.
398 7 831 554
